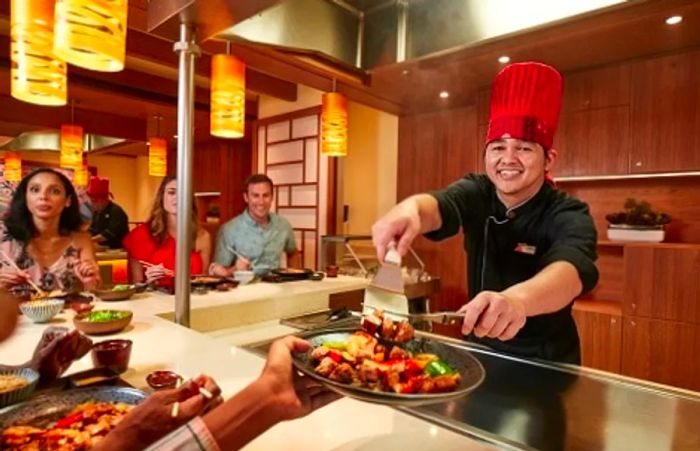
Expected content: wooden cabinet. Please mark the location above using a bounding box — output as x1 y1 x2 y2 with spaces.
573 302 622 373
622 317 700 392
630 50 700 173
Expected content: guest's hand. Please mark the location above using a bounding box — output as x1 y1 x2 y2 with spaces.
233 256 251 271
0 271 30 289
74 260 100 289
208 263 232 277
93 375 223 451
144 264 168 282
259 336 340 421
31 328 93 381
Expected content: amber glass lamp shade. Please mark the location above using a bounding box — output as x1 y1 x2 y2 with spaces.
54 0 128 72
148 137 167 177
210 54 246 138
4 152 23 183
73 156 88 187
10 0 67 106
321 92 348 157
60 124 84 170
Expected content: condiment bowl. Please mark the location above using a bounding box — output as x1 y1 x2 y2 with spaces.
91 339 133 374
146 370 183 390
19 299 64 323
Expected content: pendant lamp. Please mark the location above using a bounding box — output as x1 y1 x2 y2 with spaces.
148 137 167 177
53 0 128 72
4 152 23 183
73 155 88 187
10 0 67 106
60 124 84 170
210 53 246 138
321 91 348 157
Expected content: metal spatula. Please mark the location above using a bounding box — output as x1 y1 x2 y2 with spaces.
362 244 409 317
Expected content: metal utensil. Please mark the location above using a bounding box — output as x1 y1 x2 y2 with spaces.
362 243 409 317
369 308 464 326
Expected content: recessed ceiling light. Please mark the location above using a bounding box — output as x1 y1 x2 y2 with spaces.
173 134 178 139
666 15 682 25
498 55 511 64
439 91 449 99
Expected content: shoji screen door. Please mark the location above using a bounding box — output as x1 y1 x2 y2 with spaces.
253 106 333 270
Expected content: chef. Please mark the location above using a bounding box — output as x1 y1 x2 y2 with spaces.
371 62 598 363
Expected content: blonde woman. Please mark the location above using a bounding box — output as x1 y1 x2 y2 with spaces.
123 176 211 285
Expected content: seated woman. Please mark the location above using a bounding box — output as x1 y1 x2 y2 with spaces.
123 176 211 286
0 168 100 294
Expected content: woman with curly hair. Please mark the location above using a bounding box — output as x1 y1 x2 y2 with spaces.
0 168 100 293
123 176 211 284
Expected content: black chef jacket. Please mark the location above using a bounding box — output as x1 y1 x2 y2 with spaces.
89 201 129 249
426 174 598 363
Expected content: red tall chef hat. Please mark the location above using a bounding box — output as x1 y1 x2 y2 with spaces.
87 176 111 199
486 62 563 150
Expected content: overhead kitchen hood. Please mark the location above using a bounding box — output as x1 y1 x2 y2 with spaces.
0 130 128 154
220 0 632 70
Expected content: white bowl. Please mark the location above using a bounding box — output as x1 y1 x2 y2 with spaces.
19 299 65 323
234 270 255 285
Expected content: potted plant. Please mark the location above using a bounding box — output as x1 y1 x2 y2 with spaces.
605 198 671 242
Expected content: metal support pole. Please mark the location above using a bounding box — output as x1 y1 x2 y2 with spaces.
173 23 200 327
396 0 408 63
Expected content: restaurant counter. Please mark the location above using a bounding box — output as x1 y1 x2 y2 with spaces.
0 277 494 450
3 277 699 450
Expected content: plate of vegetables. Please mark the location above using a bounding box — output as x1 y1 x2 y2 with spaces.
73 310 133 335
93 285 137 302
292 313 485 406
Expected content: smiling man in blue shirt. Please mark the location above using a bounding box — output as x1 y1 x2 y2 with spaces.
210 174 298 276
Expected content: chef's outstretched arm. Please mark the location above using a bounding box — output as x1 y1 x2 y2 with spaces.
459 261 583 340
371 194 442 262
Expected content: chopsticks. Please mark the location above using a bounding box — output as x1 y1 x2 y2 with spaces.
0 250 46 297
138 260 175 277
170 377 214 418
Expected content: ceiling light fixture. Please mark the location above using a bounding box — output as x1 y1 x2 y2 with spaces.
665 15 682 25
498 55 511 64
149 115 167 177
10 0 67 106
321 80 348 157
210 42 246 139
3 152 23 183
54 0 128 72
439 91 450 99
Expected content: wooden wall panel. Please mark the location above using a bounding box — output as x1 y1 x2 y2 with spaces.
397 106 478 312
572 307 622 373
582 245 624 302
560 176 700 243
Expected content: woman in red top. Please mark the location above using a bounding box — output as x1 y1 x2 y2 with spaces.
123 176 211 285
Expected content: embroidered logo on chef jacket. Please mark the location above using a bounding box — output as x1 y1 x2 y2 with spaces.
514 243 536 255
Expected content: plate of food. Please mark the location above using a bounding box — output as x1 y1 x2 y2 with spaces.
292 311 485 407
93 285 137 302
270 268 314 280
0 386 146 449
191 275 237 287
73 310 133 335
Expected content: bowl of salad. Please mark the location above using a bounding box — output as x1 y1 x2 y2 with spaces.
73 310 133 335
93 285 137 302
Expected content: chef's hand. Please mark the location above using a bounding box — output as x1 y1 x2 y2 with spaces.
457 291 526 341
93 375 223 451
371 203 422 263
259 336 340 421
0 271 30 289
233 256 251 271
209 263 232 277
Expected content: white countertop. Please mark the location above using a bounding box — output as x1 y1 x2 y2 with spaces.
0 277 494 450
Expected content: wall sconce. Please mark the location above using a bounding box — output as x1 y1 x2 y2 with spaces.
210 53 246 138
3 152 23 182
60 124 84 170
53 0 128 72
10 0 67 105
321 91 348 157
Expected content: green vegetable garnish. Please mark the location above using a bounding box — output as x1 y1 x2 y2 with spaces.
85 311 130 322
112 285 130 292
424 360 455 377
321 341 347 350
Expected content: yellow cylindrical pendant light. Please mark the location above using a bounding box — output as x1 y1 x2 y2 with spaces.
54 0 128 72
4 152 23 183
148 137 167 177
210 54 246 138
73 155 88 187
60 124 84 170
10 0 67 106
321 92 348 157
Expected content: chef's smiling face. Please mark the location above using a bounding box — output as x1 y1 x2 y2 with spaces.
484 137 556 206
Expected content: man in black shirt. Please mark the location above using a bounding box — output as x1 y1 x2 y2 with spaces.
87 176 129 249
372 62 598 363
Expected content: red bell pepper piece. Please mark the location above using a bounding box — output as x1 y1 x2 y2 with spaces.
54 412 83 429
327 350 343 363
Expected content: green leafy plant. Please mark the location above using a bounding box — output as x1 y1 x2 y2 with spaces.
606 198 671 227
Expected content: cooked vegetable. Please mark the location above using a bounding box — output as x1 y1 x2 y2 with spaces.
424 360 456 377
322 341 346 350
112 285 130 292
83 311 130 322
